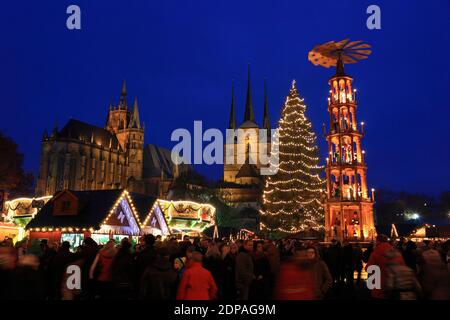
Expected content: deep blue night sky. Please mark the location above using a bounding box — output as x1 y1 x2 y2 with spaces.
0 1 449 195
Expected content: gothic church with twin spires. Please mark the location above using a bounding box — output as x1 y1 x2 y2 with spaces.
36 82 186 197
221 67 272 204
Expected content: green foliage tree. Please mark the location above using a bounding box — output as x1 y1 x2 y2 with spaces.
0 131 34 196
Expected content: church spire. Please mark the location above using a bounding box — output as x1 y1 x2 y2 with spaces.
228 80 236 129
121 79 127 96
128 96 141 129
51 120 58 138
263 79 270 131
119 80 127 109
244 65 255 123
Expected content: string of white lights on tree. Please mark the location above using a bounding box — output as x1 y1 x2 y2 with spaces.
261 80 325 234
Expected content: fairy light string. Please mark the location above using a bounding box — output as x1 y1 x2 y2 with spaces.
261 80 325 234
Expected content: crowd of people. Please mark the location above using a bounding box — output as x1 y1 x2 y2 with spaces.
0 234 449 300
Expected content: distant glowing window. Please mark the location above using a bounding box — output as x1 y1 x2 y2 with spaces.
61 233 84 251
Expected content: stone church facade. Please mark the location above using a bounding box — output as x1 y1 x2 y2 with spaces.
219 67 272 205
223 67 271 186
36 82 184 197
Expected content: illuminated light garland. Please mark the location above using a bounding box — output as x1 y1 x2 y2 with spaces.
264 181 324 189
140 200 216 235
261 81 325 233
260 221 324 234
97 189 143 235
29 190 145 236
3 195 53 222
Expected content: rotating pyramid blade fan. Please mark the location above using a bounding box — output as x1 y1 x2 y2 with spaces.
308 39 372 68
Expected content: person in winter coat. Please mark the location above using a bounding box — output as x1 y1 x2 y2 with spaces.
140 247 178 300
203 243 224 294
229 243 238 256
326 240 342 285
250 241 271 300
176 252 217 300
366 234 406 299
235 240 254 300
179 235 192 257
111 239 136 299
402 241 418 274
264 241 280 275
0 246 17 299
275 245 332 300
173 256 186 290
38 240 57 298
264 241 280 299
174 256 186 279
383 248 422 300
79 237 98 300
197 238 210 255
166 237 181 261
48 241 75 300
89 240 117 299
134 234 157 292
184 245 196 269
38 240 56 274
11 254 46 300
417 247 450 300
221 244 237 300
342 241 354 287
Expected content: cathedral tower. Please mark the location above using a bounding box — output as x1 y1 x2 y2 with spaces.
125 96 144 180
106 80 129 135
106 81 144 183
223 66 269 184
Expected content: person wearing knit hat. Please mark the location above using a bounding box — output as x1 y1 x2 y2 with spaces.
174 256 186 293
174 257 186 274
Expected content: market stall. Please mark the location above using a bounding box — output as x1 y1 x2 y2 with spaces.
142 200 215 238
26 189 158 247
0 222 22 242
2 195 52 242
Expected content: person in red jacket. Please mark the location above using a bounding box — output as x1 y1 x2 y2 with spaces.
176 251 217 300
274 244 332 300
366 234 406 299
89 240 117 299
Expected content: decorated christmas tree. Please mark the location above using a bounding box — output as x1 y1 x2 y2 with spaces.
261 80 325 235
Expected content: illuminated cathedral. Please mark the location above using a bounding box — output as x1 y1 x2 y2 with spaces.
223 67 270 185
220 66 271 204
35 82 187 197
